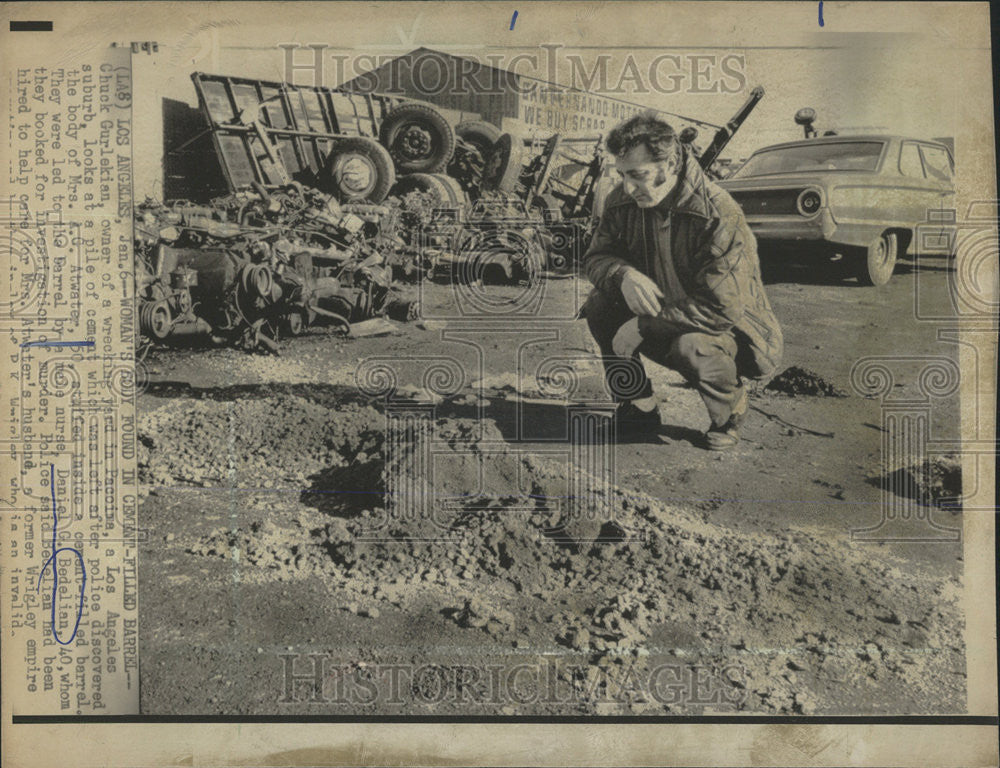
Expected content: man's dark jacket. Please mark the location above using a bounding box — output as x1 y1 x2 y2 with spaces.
583 151 783 379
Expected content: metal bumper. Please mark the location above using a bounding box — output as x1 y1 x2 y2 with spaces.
745 209 892 252
744 208 838 242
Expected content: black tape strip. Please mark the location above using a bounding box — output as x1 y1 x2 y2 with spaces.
9 20 53 31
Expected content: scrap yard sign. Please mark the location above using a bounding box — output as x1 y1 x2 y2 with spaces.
516 52 745 132
1 3 998 768
519 86 645 133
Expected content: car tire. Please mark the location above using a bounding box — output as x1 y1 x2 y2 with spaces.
483 133 526 192
324 137 396 203
855 231 898 286
379 103 456 174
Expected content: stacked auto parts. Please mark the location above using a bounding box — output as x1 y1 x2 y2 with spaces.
152 71 767 328
134 184 418 354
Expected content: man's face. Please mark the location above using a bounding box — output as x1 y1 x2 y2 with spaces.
615 144 678 208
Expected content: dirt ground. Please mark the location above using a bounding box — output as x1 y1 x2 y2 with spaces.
137 252 966 715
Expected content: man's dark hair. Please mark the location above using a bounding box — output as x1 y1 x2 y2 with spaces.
606 110 680 165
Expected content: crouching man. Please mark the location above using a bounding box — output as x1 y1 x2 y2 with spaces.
581 111 783 449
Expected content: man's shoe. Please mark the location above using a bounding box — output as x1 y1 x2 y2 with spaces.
705 388 749 451
614 400 662 439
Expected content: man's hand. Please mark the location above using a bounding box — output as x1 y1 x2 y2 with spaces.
620 268 663 316
612 317 643 358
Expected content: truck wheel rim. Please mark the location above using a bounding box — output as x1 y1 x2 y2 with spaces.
335 154 376 196
397 124 433 160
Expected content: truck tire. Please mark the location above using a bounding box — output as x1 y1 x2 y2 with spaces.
854 231 898 286
483 133 525 192
379 103 456 174
455 120 501 157
429 173 466 207
325 137 396 203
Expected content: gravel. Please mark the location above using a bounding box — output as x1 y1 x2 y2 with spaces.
139 392 965 713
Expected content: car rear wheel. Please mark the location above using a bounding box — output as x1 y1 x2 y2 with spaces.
854 231 898 286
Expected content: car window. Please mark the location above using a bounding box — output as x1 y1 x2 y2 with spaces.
732 141 885 177
898 142 925 178
919 145 953 182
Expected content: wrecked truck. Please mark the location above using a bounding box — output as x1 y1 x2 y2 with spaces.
167 72 464 205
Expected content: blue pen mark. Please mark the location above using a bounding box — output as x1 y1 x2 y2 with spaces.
818 0 824 26
36 464 86 645
509 10 518 29
20 340 95 348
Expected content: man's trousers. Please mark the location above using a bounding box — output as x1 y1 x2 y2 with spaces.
582 289 744 429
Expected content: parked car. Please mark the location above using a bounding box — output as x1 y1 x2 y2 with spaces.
719 135 954 284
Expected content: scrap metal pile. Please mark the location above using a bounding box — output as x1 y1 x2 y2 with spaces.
135 182 421 354
141 72 765 351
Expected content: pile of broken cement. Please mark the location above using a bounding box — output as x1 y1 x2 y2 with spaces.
139 392 965 713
